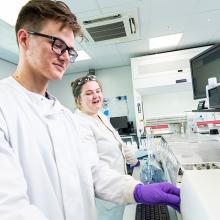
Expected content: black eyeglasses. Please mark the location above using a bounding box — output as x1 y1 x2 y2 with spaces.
28 31 78 63
75 75 96 86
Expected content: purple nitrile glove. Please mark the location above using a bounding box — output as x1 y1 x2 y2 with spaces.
133 182 180 212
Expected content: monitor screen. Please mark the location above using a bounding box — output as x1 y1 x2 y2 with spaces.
110 116 128 130
190 44 220 99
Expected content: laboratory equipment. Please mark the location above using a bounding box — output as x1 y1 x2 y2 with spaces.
140 158 165 184
110 116 128 134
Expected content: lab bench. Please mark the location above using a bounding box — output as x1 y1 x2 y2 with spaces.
161 133 220 184
123 133 220 220
161 133 220 220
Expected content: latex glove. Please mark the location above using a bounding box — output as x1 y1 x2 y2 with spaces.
123 144 138 165
133 182 180 212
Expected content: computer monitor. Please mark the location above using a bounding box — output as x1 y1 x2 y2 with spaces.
190 44 220 99
110 116 128 130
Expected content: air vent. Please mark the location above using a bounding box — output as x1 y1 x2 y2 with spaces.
86 21 126 42
83 14 121 24
80 9 139 44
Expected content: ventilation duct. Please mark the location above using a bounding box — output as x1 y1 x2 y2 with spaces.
80 9 139 44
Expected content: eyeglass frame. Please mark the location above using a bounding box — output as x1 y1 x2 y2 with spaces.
27 31 78 63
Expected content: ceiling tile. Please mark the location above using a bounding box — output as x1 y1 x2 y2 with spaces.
76 10 102 20
62 0 99 13
148 0 198 37
195 0 220 12
116 39 148 62
180 10 220 47
97 0 140 9
150 0 198 15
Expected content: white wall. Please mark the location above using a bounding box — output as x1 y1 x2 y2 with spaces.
48 72 82 112
48 65 136 122
142 90 198 119
0 59 16 78
96 66 135 122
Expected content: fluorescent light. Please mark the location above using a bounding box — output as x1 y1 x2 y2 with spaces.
149 33 183 50
0 0 29 26
75 50 91 62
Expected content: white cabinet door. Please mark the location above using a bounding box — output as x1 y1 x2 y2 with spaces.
131 46 211 95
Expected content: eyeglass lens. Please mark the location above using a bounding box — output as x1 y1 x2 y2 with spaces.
52 39 77 63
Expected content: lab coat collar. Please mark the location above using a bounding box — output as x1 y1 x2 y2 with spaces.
7 77 65 116
75 109 103 121
75 109 116 133
75 109 124 150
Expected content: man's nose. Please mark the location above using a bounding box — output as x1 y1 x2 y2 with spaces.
59 50 70 62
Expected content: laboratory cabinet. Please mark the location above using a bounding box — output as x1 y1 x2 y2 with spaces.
131 46 210 95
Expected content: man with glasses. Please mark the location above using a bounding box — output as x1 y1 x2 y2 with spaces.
27 31 78 63
0 0 180 220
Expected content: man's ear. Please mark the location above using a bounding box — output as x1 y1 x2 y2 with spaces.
17 29 29 49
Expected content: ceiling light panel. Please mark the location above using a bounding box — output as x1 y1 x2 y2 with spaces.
149 33 183 50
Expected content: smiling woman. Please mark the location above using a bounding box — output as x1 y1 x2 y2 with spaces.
71 74 140 220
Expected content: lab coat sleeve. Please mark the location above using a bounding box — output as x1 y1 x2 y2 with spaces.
75 118 140 205
0 113 49 220
91 158 140 205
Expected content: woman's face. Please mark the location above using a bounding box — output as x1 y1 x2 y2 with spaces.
78 81 103 115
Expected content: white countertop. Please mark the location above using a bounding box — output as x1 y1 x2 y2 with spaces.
162 133 220 164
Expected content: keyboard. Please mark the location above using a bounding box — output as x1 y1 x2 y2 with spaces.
135 204 170 220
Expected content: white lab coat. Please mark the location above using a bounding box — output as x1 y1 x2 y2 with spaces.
0 77 140 220
73 109 138 220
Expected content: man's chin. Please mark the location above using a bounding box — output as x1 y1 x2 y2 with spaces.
52 71 65 80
